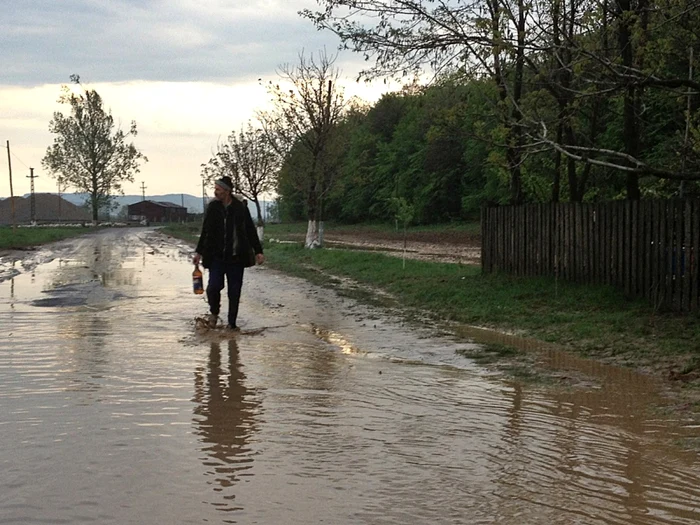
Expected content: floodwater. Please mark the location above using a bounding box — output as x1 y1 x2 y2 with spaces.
0 228 698 525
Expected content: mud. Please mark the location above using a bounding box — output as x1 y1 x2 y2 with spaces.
291 228 482 265
296 228 700 413
1 227 699 524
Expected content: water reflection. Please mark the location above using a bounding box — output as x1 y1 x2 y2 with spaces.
2 228 699 524
193 339 260 514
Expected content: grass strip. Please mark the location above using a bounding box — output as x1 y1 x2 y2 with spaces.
0 226 97 250
163 222 700 377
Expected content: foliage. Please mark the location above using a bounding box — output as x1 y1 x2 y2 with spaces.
277 77 502 224
301 0 700 203
249 0 700 226
42 75 147 222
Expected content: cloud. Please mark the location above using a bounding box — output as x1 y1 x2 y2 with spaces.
0 1 403 198
1 0 339 85
0 76 393 197
0 80 272 194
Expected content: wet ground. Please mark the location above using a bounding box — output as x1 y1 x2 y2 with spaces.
1 227 699 524
294 229 481 265
323 237 480 265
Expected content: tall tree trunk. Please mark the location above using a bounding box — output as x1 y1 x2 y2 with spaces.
305 219 321 248
253 199 264 226
618 0 641 200
551 0 563 203
252 199 265 242
565 125 583 201
305 182 322 248
489 0 525 205
552 135 562 203
91 173 99 223
509 0 526 205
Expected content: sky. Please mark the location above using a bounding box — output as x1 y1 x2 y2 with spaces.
0 0 398 199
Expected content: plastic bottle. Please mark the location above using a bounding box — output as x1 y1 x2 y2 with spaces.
192 264 204 294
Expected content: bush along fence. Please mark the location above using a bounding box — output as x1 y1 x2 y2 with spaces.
481 200 700 313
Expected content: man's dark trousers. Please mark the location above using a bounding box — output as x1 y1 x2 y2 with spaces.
206 258 245 328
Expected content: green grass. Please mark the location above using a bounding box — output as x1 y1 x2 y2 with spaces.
161 222 200 244
0 226 97 250
263 242 700 368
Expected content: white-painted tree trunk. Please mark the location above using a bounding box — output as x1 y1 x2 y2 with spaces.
256 225 264 243
305 220 324 248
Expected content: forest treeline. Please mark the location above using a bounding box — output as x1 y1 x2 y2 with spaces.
274 0 700 225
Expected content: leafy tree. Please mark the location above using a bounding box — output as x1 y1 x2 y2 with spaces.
301 0 529 204
321 103 377 223
302 79 500 224
302 0 700 202
332 92 416 223
389 196 415 270
522 0 700 197
42 75 147 222
275 142 309 221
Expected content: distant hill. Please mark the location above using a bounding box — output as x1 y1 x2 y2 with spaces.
57 193 205 213
10 192 275 220
0 194 91 224
52 193 274 219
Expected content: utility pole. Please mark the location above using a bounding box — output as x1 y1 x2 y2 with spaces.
202 178 206 213
27 167 38 224
680 47 694 199
6 140 15 229
141 181 147 201
57 178 62 223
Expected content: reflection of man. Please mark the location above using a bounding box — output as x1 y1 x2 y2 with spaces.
192 339 259 499
193 176 264 330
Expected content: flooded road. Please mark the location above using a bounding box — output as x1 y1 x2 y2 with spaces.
1 227 698 524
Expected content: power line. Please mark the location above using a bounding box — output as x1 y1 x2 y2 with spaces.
0 145 31 170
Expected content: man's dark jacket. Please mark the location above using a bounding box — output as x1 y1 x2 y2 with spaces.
195 197 263 269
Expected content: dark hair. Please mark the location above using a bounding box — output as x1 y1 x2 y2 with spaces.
215 176 233 191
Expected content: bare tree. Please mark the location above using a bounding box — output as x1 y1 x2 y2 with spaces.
258 49 348 247
201 122 279 227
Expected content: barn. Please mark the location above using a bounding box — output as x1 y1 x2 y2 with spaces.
127 200 187 223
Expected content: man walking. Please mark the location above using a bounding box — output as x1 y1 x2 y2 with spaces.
193 176 264 330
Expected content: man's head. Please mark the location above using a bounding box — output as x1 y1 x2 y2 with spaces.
214 177 233 202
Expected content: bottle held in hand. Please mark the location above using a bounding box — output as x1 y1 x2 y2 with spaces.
192 264 204 295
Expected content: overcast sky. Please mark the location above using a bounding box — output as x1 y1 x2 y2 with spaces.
0 0 396 198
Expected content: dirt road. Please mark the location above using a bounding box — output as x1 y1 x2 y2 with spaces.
1 227 699 524
295 227 482 264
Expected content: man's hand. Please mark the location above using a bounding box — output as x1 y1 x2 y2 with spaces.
255 253 265 265
193 253 201 265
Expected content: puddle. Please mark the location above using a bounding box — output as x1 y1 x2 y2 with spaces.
0 227 698 524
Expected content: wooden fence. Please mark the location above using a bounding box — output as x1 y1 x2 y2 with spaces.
481 200 700 312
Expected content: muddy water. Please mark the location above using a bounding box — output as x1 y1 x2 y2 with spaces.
0 228 698 525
